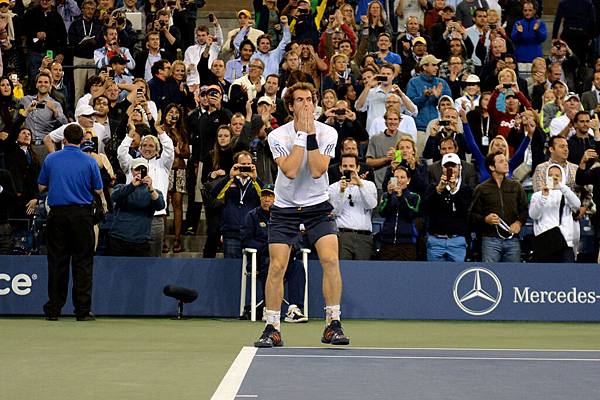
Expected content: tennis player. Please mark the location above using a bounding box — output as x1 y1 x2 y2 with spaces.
254 82 350 348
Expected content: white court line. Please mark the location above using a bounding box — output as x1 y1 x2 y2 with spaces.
284 346 600 352
256 354 600 362
211 347 257 400
235 396 258 398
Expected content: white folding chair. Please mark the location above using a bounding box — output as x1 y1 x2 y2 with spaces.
240 247 311 322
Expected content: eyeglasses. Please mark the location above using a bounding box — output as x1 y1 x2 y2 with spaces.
347 194 354 207
249 65 264 69
449 62 463 65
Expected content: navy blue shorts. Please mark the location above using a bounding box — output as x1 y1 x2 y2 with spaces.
268 201 337 247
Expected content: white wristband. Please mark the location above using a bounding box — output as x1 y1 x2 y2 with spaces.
294 131 307 148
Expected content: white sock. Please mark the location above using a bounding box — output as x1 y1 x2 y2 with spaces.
265 309 281 331
324 305 341 325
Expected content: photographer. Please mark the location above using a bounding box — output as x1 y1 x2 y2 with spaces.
321 100 368 163
93 25 135 71
328 153 378 260
210 150 263 258
106 158 166 257
150 9 182 62
423 107 469 162
356 62 417 133
424 153 473 262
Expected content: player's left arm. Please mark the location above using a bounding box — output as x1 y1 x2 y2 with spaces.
307 127 336 179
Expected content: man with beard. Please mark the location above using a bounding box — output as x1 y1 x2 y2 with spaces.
225 39 255 84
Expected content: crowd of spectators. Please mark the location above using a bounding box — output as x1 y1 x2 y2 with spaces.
0 0 600 264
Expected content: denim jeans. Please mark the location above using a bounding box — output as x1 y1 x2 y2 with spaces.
426 235 467 262
482 236 521 263
223 237 242 259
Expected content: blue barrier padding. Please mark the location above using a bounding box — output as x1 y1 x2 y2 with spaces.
1 256 600 321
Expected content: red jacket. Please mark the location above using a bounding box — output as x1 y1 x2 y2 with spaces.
488 89 532 153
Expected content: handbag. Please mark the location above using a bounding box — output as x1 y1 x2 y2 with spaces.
533 195 568 261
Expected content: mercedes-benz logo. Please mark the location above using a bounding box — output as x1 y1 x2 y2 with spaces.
453 267 502 316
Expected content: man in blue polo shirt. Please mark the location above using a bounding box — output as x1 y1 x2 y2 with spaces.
38 124 103 322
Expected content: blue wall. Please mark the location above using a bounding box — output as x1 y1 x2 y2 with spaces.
1 256 599 321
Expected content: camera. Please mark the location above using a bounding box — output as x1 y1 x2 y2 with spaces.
503 83 512 89
334 108 346 115
238 165 252 173
439 120 450 127
35 102 46 109
298 8 309 14
208 13 214 22
116 16 126 25
159 21 167 29
207 88 220 97
489 24 497 30
171 114 179 121
108 69 115 78
342 170 352 182
136 88 144 97
375 75 387 82
139 166 148 179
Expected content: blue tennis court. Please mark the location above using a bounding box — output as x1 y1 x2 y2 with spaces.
212 347 600 399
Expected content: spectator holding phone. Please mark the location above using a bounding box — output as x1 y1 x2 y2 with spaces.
106 157 166 256
321 100 368 162
210 150 263 258
93 25 135 71
328 153 378 260
377 165 421 261
424 153 473 261
529 164 580 262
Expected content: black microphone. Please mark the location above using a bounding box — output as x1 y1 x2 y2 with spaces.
163 285 198 304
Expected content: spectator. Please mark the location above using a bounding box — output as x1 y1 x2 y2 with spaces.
549 93 584 138
398 36 428 88
427 136 479 188
288 0 320 45
4 127 40 219
423 107 469 162
488 84 532 146
184 22 223 86
211 150 263 258
80 139 114 225
19 72 68 161
134 31 167 81
148 59 180 112
463 8 491 72
552 0 596 66
68 0 103 102
406 54 452 151
357 1 392 53
368 93 418 141
169 60 196 112
456 0 489 28
581 71 600 114
296 42 328 90
567 111 600 165
546 40 580 93
23 0 67 86
94 26 135 71
366 108 406 190
229 59 266 115
381 135 429 196
114 0 146 33
38 123 102 321
108 55 133 102
253 74 286 126
377 165 421 260
328 137 375 184
576 148 600 258
246 114 277 184
106 157 166 257
454 74 481 113
511 1 547 71
240 183 308 322
322 53 358 94
222 9 264 58
424 153 474 261
317 11 357 65
225 39 255 84
117 116 174 256
532 136 579 193
328 152 378 260
529 164 581 262
469 152 529 262
321 99 368 162
198 44 231 105
357 62 417 133
55 0 81 33
466 92 496 155
461 108 531 182
239 16 290 78
149 8 181 62
162 104 190 253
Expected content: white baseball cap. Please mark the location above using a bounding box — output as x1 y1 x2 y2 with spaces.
442 153 461 166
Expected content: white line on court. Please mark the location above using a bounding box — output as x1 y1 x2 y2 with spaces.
211 347 257 400
255 354 600 362
284 346 600 352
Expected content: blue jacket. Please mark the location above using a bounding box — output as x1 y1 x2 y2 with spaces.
240 206 270 255
406 74 452 131
377 190 421 244
511 18 547 63
211 176 263 238
109 184 165 243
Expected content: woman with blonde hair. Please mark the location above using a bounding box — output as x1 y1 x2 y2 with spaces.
168 60 195 111
381 135 429 195
316 88 338 119
322 53 357 92
340 3 358 34
360 0 392 53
